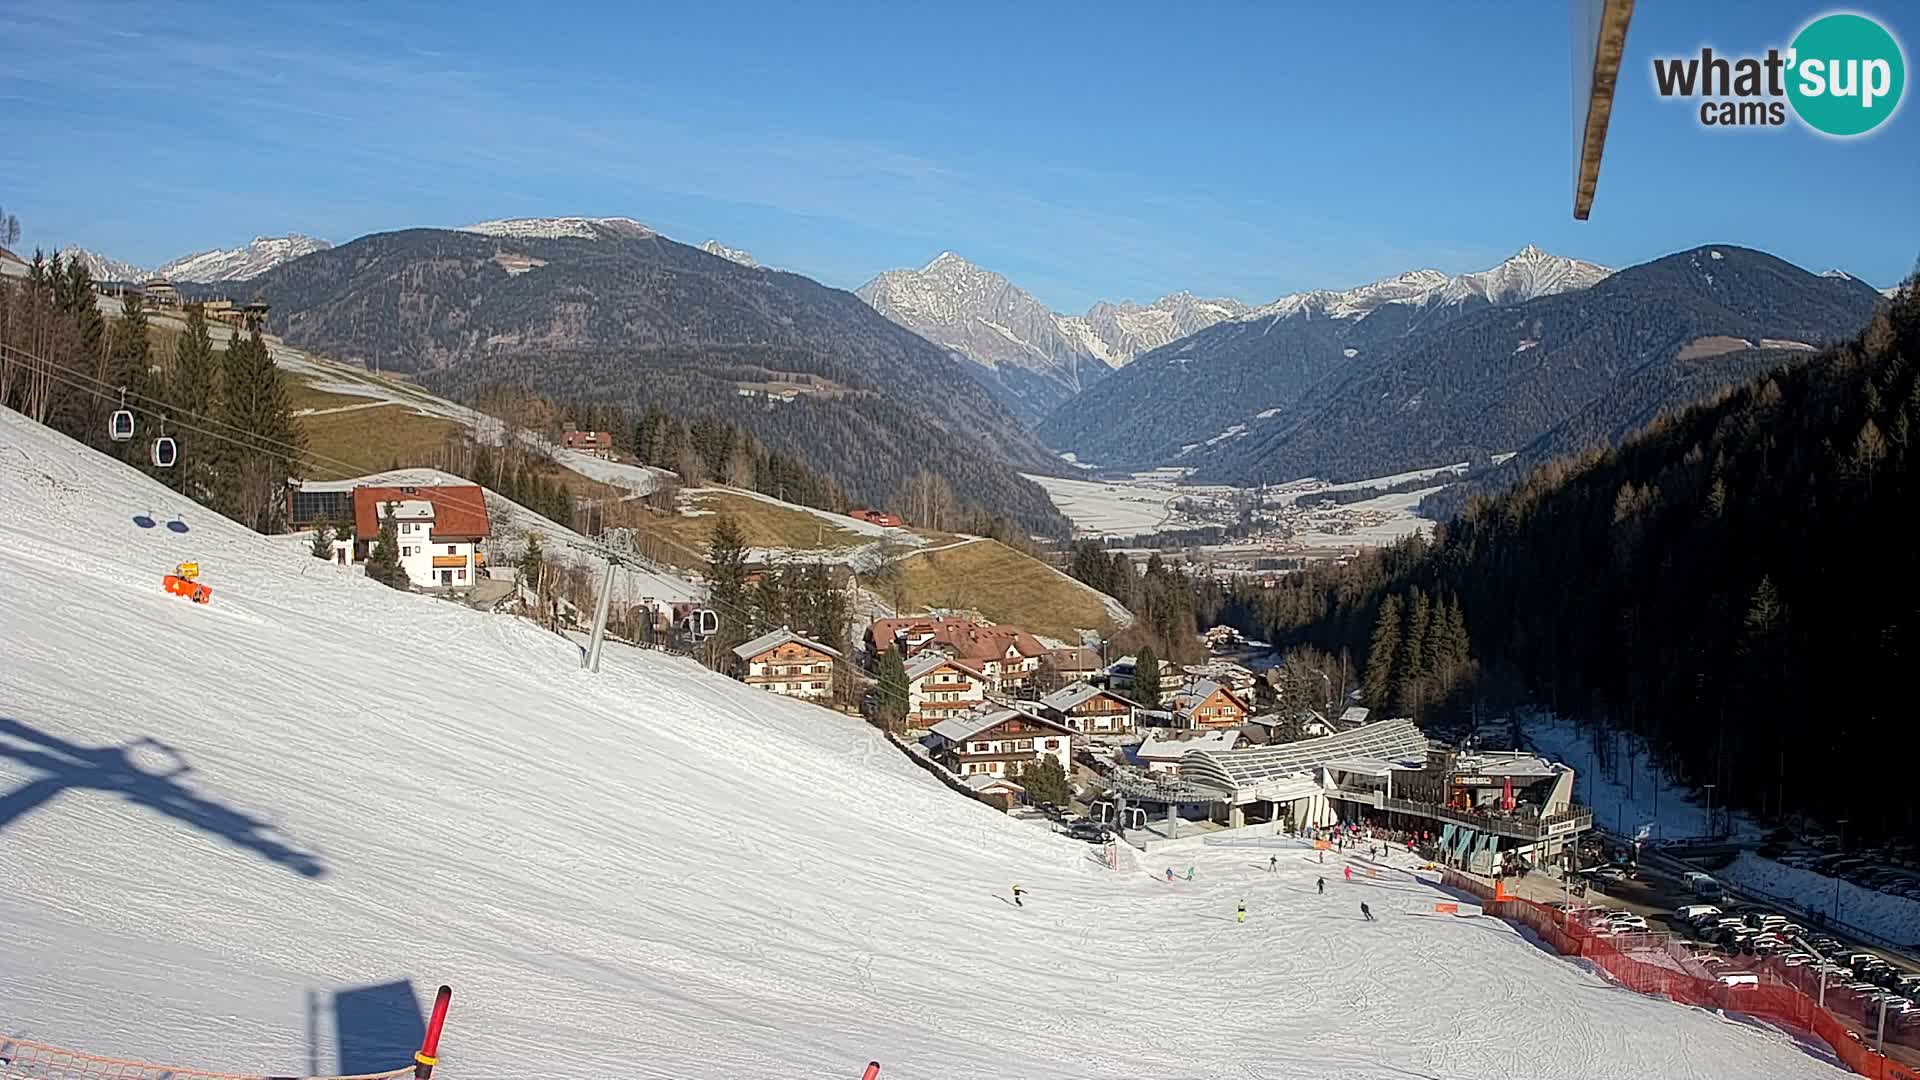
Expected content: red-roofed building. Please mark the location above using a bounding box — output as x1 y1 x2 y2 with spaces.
562 427 614 459
350 484 492 590
848 508 903 528
865 616 1049 695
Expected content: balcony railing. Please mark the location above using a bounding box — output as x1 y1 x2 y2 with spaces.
1371 795 1593 842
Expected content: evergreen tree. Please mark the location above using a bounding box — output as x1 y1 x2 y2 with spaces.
109 293 153 469
806 562 851 656
1362 594 1403 708
1395 588 1432 716
1132 644 1162 706
752 563 786 634
707 513 751 652
1016 755 1073 807
218 329 303 532
308 521 334 559
519 533 546 589
874 646 910 731
166 305 223 501
364 503 407 589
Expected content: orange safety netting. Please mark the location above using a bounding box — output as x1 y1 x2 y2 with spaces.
0 1039 416 1080
1442 870 1920 1080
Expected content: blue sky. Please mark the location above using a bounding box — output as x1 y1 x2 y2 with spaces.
2 1 1914 310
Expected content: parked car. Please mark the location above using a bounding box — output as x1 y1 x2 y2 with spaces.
1676 904 1721 922
1065 820 1110 842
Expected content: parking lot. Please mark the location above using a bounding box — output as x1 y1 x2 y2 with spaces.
1528 844 1920 1061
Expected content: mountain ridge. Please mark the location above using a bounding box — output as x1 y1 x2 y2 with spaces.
55 234 331 283
857 252 1246 425
1190 244 1886 486
1038 246 1611 468
235 226 1072 534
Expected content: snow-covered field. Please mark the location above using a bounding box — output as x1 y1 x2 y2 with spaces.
0 410 1849 1080
1522 713 1755 842
1290 487 1446 549
1020 473 1185 536
1717 853 1920 948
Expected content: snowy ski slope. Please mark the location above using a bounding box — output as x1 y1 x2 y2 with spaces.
0 410 1845 1080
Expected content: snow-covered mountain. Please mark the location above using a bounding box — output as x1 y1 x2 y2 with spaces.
155 235 331 283
699 239 759 268
58 246 147 283
1074 292 1251 365
459 216 656 241
1242 246 1610 323
856 252 1244 425
1039 246 1616 468
52 236 331 285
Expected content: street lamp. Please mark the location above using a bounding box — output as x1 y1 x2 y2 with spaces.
1702 783 1716 840
1833 818 1849 921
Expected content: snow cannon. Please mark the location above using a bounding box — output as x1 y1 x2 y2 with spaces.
163 562 212 604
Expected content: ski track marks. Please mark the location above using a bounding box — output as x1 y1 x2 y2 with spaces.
0 411 1851 1080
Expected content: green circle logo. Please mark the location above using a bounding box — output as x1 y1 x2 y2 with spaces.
1787 13 1906 136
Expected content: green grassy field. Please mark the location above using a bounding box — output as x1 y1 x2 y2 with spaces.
891 539 1112 640
296 403 463 480
647 490 874 553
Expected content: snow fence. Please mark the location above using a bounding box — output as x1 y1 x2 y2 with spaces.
1442 871 1920 1080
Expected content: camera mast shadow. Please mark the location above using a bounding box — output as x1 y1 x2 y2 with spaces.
333 980 428 1076
0 716 324 878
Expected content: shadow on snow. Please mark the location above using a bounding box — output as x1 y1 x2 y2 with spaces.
0 715 324 878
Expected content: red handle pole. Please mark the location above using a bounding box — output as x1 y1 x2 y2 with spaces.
861 1063 880 1080
414 985 453 1079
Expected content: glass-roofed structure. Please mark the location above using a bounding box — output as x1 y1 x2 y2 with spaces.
1180 719 1432 795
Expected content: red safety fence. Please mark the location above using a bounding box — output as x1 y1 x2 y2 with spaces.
1440 870 1920 1080
3 986 455 1080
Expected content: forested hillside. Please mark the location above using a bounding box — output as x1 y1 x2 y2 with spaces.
238 228 1070 535
1193 247 1884 486
1224 276 1918 838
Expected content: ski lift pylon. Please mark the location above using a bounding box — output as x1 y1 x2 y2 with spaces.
110 386 134 442
150 414 177 469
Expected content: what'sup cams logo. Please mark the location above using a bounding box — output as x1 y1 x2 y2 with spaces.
1653 11 1906 135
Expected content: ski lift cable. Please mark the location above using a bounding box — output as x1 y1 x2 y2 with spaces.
34 360 938 707
6 338 357 457
31 364 495 521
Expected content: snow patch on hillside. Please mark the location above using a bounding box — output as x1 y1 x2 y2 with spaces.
158 235 331 282
1717 853 1920 948
460 217 654 240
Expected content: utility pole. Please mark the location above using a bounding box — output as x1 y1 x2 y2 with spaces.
1834 818 1849 921
1702 783 1716 841
584 558 617 672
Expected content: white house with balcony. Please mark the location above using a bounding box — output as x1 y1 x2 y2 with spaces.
904 652 991 729
349 483 492 591
923 706 1074 780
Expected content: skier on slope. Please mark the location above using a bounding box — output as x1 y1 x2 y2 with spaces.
1166 867 1175 882
1343 865 1353 882
1269 855 1278 873
1317 876 1326 895
1361 901 1376 922
1186 865 1196 882
1237 900 1247 924
1012 884 1025 908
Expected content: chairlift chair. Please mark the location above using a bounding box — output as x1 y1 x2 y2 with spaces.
151 415 177 469
110 387 135 441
